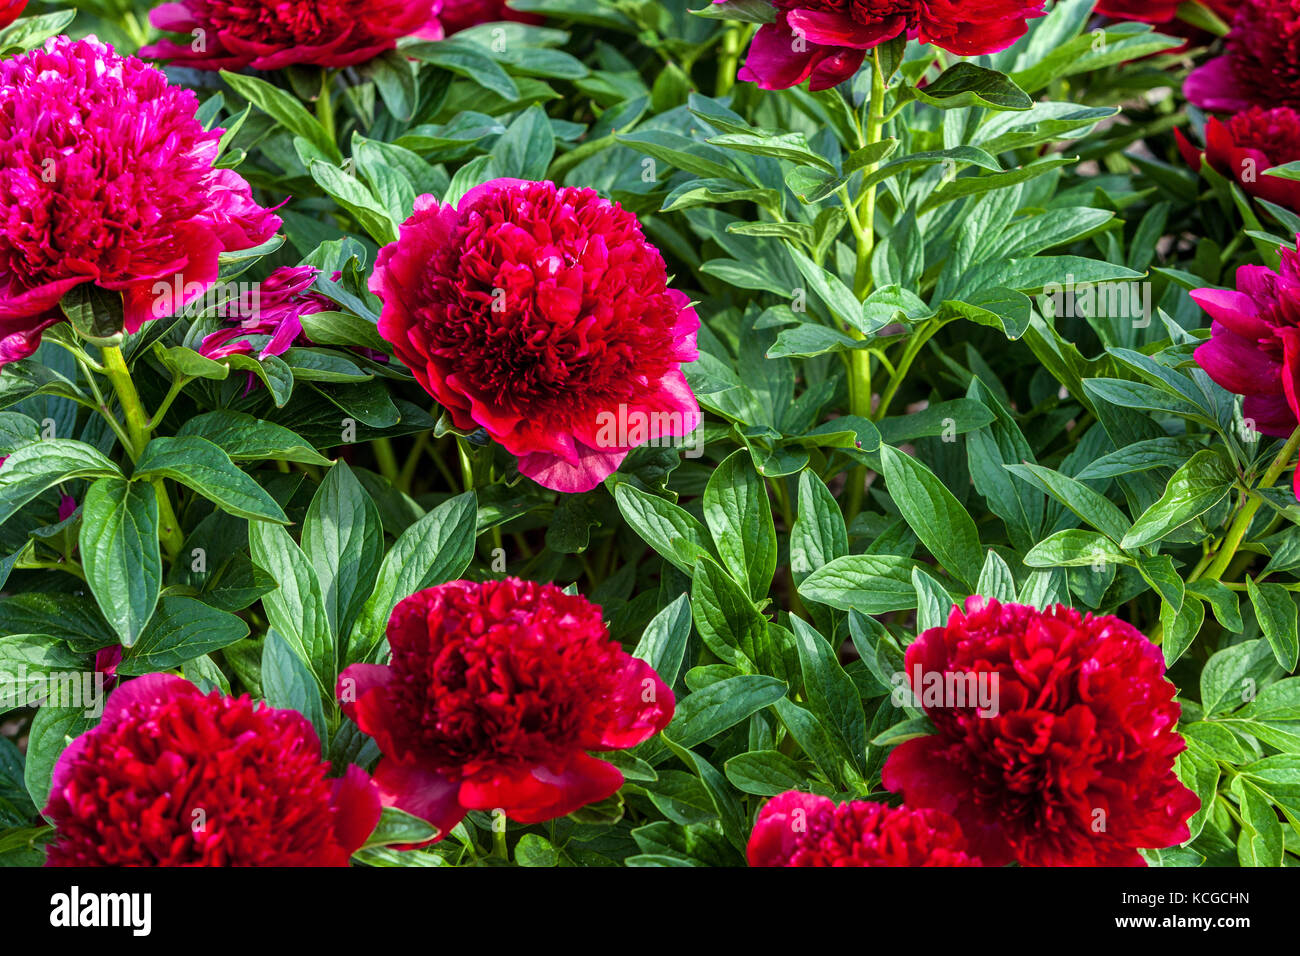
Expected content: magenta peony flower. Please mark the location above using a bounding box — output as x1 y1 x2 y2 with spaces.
1177 107 1300 212
44 674 381 866
719 0 1047 91
1185 0 1300 112
439 0 544 34
748 791 981 866
337 578 675 839
1192 243 1300 496
143 0 443 70
882 598 1199 867
198 265 332 360
0 36 281 367
371 179 700 493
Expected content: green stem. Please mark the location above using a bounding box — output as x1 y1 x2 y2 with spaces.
371 437 401 486
1198 426 1300 583
844 51 888 524
873 318 944 422
397 431 432 493
101 346 185 560
717 24 742 97
492 821 508 861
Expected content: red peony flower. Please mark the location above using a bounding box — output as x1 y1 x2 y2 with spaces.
0 0 27 30
198 265 332 360
748 791 981 866
142 0 442 70
371 179 700 493
439 0 544 34
1177 107 1300 212
337 578 674 839
0 36 281 367
43 674 381 866
1192 243 1300 496
881 597 1199 867
718 0 1047 91
1186 0 1300 112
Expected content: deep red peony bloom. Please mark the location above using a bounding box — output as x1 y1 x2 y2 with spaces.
439 0 544 34
337 578 675 838
198 265 332 360
881 597 1199 867
0 0 27 30
0 36 281 367
43 674 381 866
371 178 700 493
1177 107 1300 212
1192 243 1300 496
143 0 442 70
1186 0 1300 111
748 791 981 866
719 0 1047 91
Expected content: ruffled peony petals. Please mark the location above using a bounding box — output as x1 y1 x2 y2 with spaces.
746 791 834 867
747 791 981 866
590 657 675 750
44 676 377 866
373 179 700 492
337 580 675 831
144 0 439 70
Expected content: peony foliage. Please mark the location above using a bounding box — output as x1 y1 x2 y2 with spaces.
0 0 1297 869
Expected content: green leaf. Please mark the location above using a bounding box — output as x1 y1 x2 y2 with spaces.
690 556 768 670
1247 578 1299 672
134 436 289 524
176 411 332 467
349 491 477 663
1202 640 1279 716
906 63 1032 111
117 597 250 675
633 594 692 688
1120 450 1235 549
361 806 438 849
220 70 341 163
405 38 521 100
703 450 777 600
249 522 334 691
799 553 919 613
614 483 713 575
1235 777 1284 867
79 478 161 648
0 439 120 527
1025 529 1130 568
879 444 983 589
790 617 866 771
303 463 384 641
261 628 327 744
25 704 92 814
723 750 812 796
1006 463 1131 543
664 675 786 749
975 551 1017 602
790 470 847 585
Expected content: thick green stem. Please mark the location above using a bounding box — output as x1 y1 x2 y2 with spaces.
1199 426 1300 583
844 52 888 523
101 346 185 560
717 24 741 97
371 437 401 486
